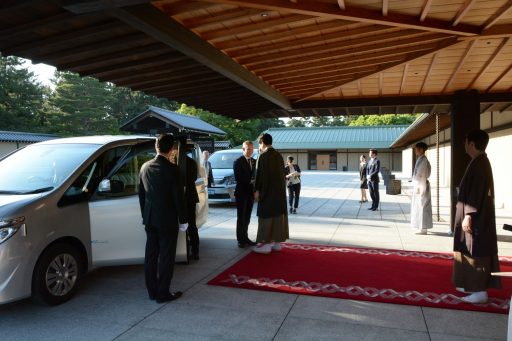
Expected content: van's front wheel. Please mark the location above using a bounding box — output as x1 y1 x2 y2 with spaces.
32 243 82 305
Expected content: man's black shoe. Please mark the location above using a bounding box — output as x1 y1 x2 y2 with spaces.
238 242 247 248
246 239 257 246
156 291 182 303
368 207 374 210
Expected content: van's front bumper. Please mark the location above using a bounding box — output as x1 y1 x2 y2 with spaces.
0 236 32 304
207 186 236 203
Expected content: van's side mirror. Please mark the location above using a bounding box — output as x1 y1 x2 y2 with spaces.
98 179 125 193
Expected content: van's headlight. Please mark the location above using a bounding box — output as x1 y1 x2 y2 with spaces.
0 217 25 244
225 176 236 186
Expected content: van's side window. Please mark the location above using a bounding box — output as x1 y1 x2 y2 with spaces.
101 147 155 198
60 146 130 206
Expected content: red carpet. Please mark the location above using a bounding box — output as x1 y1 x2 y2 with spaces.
208 244 512 314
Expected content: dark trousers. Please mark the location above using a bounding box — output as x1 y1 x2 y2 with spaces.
144 225 179 299
288 183 301 208
236 193 254 243
368 181 380 209
187 202 199 256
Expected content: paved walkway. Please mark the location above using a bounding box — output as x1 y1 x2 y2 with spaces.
2 171 512 340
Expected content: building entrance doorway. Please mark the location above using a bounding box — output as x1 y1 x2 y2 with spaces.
316 155 330 170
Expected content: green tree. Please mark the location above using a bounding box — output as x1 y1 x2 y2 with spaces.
0 55 46 131
286 118 307 127
310 116 332 127
110 86 179 129
348 114 418 126
330 115 347 126
45 71 116 136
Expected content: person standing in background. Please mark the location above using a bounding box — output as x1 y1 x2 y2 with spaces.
452 129 500 304
233 141 257 248
366 149 380 211
410 142 433 235
185 154 200 260
285 156 301 214
202 150 214 188
138 134 188 303
359 155 368 203
253 133 289 254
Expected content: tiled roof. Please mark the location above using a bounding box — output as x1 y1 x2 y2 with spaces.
197 140 232 151
120 106 226 136
0 131 59 143
265 125 409 150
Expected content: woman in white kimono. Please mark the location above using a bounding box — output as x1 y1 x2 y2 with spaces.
411 142 433 234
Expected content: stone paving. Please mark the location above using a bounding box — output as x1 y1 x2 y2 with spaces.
1 171 511 340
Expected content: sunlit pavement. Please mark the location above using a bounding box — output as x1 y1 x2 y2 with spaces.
1 171 511 340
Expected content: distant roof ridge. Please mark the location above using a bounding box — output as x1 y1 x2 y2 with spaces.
0 130 58 137
0 131 59 143
120 105 226 136
267 124 410 131
148 105 204 121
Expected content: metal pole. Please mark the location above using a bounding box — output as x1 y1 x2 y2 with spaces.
436 113 440 221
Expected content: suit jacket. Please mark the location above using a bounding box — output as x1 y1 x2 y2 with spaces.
284 164 301 185
185 156 199 204
233 155 255 198
138 154 187 228
366 158 380 183
204 160 214 187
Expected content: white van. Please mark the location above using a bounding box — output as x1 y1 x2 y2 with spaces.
0 135 207 305
208 148 258 203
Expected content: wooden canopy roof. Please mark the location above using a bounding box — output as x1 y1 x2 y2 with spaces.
1 0 511 120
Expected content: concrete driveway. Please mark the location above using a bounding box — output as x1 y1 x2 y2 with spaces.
1 171 511 340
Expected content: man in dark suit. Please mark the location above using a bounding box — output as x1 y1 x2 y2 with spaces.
366 148 381 211
185 154 200 260
138 134 188 303
233 140 257 248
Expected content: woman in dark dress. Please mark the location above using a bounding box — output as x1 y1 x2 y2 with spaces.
359 155 368 203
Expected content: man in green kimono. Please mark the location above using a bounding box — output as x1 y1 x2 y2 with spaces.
452 129 500 303
253 133 289 254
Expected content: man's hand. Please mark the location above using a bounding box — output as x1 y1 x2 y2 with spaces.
462 215 472 233
254 190 259 202
179 223 188 232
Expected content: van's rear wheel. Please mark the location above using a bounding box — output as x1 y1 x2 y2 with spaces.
32 243 81 305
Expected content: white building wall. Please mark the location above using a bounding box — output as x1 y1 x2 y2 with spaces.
487 127 512 209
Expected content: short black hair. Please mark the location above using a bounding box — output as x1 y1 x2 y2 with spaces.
369 149 378 155
466 129 489 151
287 156 294 161
415 142 428 151
156 134 175 153
258 133 272 145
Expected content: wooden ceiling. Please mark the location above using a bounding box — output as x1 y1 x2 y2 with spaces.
1 0 511 120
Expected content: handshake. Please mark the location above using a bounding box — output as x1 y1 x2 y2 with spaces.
179 223 189 232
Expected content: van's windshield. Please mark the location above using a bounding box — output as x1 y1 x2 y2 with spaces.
208 150 258 169
0 144 99 194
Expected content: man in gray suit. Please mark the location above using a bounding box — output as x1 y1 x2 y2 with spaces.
139 134 188 303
